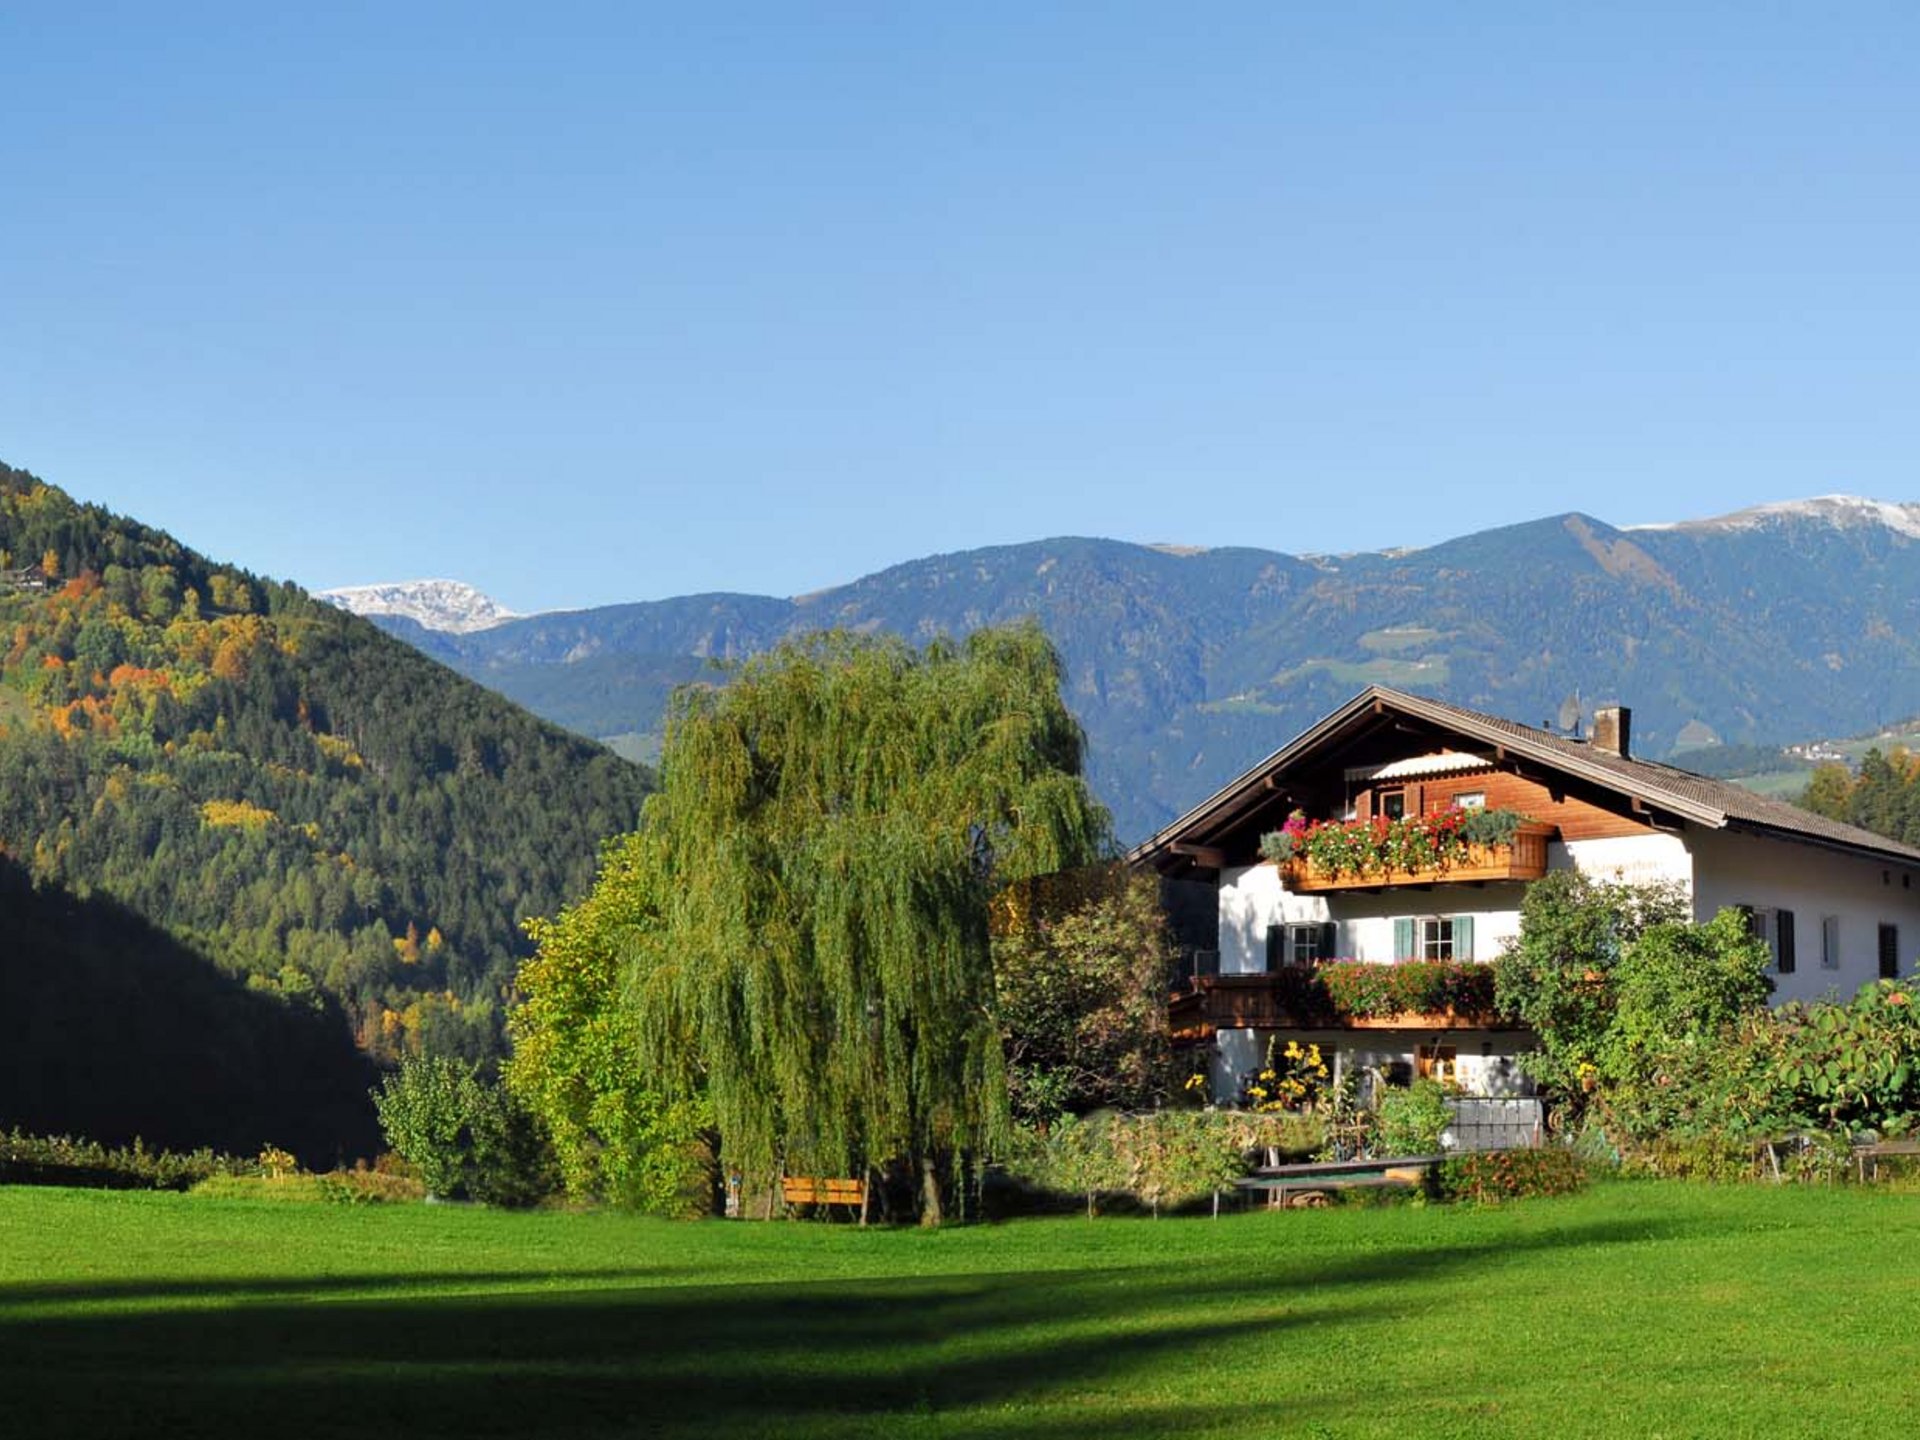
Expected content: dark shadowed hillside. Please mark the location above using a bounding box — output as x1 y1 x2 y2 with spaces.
0 855 378 1165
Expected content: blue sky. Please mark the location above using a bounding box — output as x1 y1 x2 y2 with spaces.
5 4 1919 612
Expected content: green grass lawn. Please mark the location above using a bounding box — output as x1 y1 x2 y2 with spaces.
3 1180 1917 1438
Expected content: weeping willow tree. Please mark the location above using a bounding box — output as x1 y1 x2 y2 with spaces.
624 622 1110 1222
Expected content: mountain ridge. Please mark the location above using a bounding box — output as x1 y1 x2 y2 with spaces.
340 495 1920 842
317 578 521 634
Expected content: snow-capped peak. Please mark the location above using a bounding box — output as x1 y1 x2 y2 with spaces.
1627 494 1920 540
317 579 522 634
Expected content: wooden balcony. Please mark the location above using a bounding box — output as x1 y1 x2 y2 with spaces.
1170 967 1512 1041
1278 823 1554 894
1172 974 1298 1033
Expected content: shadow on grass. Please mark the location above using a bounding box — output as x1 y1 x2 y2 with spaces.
0 1267 689 1310
0 1215 1688 1439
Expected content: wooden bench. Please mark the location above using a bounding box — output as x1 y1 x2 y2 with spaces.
781 1176 868 1216
1852 1139 1920 1183
1235 1155 1443 1209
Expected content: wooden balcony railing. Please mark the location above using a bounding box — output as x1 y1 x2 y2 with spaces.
1278 823 1554 894
1169 961 1515 1041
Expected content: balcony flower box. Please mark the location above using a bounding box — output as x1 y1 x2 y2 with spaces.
1261 809 1553 893
1176 959 1515 1033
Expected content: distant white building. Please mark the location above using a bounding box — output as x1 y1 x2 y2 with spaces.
1132 687 1920 1104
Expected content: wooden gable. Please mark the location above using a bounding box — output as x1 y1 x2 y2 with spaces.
1356 767 1649 843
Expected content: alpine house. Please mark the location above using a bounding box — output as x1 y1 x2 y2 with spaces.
1131 687 1920 1104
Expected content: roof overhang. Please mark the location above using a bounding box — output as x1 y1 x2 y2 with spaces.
1132 685 1920 876
1129 686 1722 872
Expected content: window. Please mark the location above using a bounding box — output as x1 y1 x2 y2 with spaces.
1881 924 1900 980
1740 906 1795 974
1268 922 1336 970
1821 915 1842 971
1393 915 1475 961
1379 788 1407 820
1454 791 1487 810
1416 1044 1458 1084
1288 922 1336 965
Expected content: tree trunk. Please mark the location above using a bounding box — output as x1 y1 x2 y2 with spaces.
919 1153 944 1227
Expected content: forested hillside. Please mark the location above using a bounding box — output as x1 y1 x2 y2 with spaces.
0 463 653 1154
1800 748 1920 847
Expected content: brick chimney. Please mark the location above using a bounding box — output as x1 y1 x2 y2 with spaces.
1592 705 1631 758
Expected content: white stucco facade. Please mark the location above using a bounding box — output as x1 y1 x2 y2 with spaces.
1557 832 1694 895
1690 829 1920 1004
1219 833 1698 977
1202 825 1904 1103
1217 863 1327 973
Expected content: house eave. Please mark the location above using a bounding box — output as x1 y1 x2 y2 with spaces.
1721 816 1920 871
1129 686 1729 871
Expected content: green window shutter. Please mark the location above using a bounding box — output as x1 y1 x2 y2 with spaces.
1319 921 1338 960
1265 923 1283 971
1452 914 1475 961
1393 917 1416 961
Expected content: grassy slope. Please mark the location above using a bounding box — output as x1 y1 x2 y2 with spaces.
3 1182 1918 1438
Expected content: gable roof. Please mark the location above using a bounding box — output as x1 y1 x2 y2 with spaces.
1131 686 1920 870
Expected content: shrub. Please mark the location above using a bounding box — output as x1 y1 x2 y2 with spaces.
373 1057 557 1206
1493 872 1689 1098
1603 909 1773 1087
1616 1132 1767 1183
1373 1080 1453 1156
1436 1148 1589 1203
1593 976 1920 1155
1008 1110 1325 1216
993 867 1176 1125
1769 980 1920 1130
0 1129 245 1191
189 1164 427 1205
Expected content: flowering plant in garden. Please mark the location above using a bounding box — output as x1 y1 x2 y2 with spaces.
1319 959 1502 1020
1435 1148 1589 1203
1264 959 1509 1024
1259 806 1531 876
1257 809 1313 861
1239 1038 1330 1113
